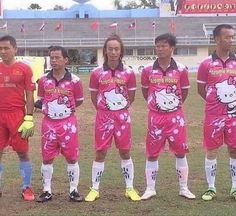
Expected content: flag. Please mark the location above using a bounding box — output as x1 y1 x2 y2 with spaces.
39 22 46 31
20 24 25 33
90 21 99 31
169 20 176 33
54 22 62 31
109 22 118 28
0 22 7 29
128 22 136 30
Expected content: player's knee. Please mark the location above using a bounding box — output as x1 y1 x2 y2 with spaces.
206 149 218 160
228 147 236 159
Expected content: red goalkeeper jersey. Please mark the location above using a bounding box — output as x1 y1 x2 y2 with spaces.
0 61 36 112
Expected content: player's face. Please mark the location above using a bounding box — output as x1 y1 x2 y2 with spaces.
49 50 68 71
0 40 17 65
155 40 174 59
215 28 234 52
105 40 121 63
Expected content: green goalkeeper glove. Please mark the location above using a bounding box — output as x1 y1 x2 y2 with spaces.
18 115 34 139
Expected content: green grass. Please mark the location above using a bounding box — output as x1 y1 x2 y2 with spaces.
0 73 235 216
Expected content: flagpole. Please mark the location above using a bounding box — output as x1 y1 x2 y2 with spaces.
61 21 64 45
97 22 100 45
134 19 136 45
24 30 26 56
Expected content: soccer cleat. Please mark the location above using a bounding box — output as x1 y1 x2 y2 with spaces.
69 190 83 202
179 188 196 199
85 188 99 202
22 187 35 201
201 188 216 201
125 188 141 201
230 188 236 200
36 191 52 203
141 189 156 200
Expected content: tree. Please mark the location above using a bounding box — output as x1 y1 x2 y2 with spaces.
28 3 42 10
53 5 65 10
113 0 159 9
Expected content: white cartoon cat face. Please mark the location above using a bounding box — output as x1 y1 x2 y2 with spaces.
155 87 180 112
47 97 72 119
216 80 236 104
104 89 128 110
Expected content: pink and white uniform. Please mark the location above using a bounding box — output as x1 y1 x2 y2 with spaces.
197 52 236 149
89 63 136 151
141 58 190 157
38 69 83 161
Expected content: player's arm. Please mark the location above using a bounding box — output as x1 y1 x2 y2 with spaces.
142 87 148 101
128 90 135 105
197 83 206 100
90 91 98 108
25 90 34 115
75 100 83 107
181 88 188 103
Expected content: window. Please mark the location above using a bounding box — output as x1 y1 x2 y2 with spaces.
137 48 155 55
125 48 133 56
174 47 197 56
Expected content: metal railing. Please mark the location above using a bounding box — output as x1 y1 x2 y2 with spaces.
16 36 219 48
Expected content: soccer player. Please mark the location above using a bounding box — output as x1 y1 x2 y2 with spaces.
0 35 35 201
197 24 236 201
85 34 140 202
141 33 195 200
36 46 84 202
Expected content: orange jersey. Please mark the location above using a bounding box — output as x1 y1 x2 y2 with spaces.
0 61 36 112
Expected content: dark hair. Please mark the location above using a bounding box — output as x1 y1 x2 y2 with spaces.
155 33 177 47
103 34 124 62
48 45 68 58
0 35 17 47
213 24 234 38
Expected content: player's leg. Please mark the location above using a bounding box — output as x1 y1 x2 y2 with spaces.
227 146 236 200
175 154 195 199
141 111 164 200
17 152 35 201
169 115 195 199
115 110 140 201
36 118 57 203
225 118 236 200
0 124 8 198
201 116 223 201
60 116 83 202
85 150 107 202
85 111 112 202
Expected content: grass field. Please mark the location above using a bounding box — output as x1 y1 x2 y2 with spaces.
0 73 235 216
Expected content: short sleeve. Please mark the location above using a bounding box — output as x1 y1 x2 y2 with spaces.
89 70 99 91
180 68 190 89
24 64 36 91
141 67 150 88
197 61 208 84
74 79 84 102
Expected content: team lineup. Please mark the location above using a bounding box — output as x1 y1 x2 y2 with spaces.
0 24 236 204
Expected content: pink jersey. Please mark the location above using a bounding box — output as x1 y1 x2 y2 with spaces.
89 63 136 111
197 52 236 117
38 69 84 119
141 58 190 113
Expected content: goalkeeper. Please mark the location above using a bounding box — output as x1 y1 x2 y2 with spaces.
0 35 35 201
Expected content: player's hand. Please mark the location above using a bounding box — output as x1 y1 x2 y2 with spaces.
18 115 34 139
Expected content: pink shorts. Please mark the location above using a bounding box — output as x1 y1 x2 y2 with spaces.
204 115 236 150
0 110 28 153
41 115 79 161
146 110 189 158
95 109 132 151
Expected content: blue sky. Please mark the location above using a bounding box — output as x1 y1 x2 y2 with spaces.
3 0 116 10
